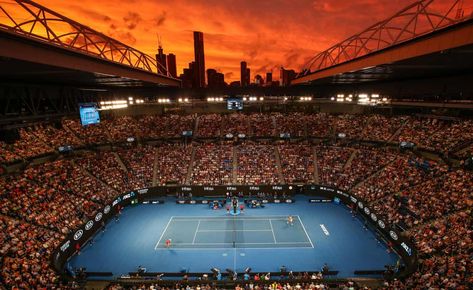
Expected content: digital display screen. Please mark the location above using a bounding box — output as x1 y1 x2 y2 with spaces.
79 103 100 126
227 98 243 110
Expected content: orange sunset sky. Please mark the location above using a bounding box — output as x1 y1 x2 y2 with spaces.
26 0 453 82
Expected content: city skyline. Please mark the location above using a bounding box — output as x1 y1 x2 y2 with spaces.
35 0 453 82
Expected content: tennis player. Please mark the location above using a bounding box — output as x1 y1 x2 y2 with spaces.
287 215 294 226
165 238 172 248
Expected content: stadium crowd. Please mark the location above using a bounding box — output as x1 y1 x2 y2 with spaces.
155 144 192 185
278 144 314 183
191 144 233 185
236 143 281 184
383 210 472 289
0 112 472 289
1 113 472 164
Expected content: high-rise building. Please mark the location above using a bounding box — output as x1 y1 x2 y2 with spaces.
167 53 177 78
179 62 195 88
207 69 225 89
280 67 297 86
255 74 264 86
156 46 167 74
266 72 272 86
193 31 205 88
240 61 248 87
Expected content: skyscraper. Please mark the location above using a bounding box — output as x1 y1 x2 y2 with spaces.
179 62 195 88
193 31 205 88
266 72 272 86
280 67 297 86
167 53 177 78
240 61 247 87
207 69 225 89
255 74 264 86
156 46 167 74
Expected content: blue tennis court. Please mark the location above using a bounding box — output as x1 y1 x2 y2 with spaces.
155 216 313 249
69 195 398 277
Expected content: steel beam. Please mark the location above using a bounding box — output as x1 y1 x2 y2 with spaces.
0 29 181 87
293 21 473 85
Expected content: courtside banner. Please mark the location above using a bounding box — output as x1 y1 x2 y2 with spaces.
175 185 294 195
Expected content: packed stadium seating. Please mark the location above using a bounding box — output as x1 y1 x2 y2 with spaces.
278 144 314 183
1 113 472 163
236 142 280 185
0 112 472 289
191 144 233 185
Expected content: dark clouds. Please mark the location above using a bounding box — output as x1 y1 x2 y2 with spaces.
123 11 142 30
36 0 454 82
155 11 167 26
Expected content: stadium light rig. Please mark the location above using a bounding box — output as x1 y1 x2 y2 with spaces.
157 98 171 103
99 100 128 110
357 94 389 105
335 94 353 102
178 98 189 103
207 97 224 102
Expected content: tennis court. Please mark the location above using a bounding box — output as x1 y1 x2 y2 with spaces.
155 215 314 249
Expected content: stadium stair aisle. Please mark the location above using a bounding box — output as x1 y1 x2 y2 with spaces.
271 115 277 137
313 146 320 184
32 133 54 153
403 208 470 235
194 116 200 137
185 146 196 184
232 146 238 184
350 157 398 191
274 146 285 183
61 121 81 141
451 139 473 156
72 159 119 195
152 148 159 187
104 127 114 142
386 119 408 143
343 149 358 170
113 152 128 172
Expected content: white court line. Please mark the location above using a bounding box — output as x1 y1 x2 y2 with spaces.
155 247 313 251
192 220 201 244
172 218 287 222
197 229 272 232
269 220 277 244
155 216 174 250
296 215 314 248
171 215 290 218
233 247 237 272
154 215 314 250
164 242 311 245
